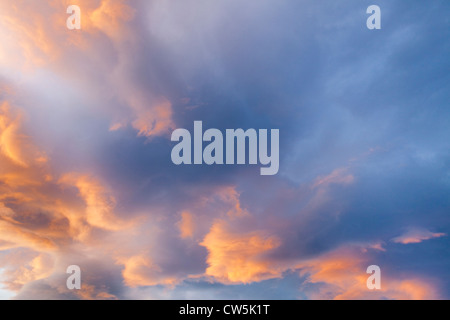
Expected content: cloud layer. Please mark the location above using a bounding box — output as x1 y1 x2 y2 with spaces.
0 0 449 300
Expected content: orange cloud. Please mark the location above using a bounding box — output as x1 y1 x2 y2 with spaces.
120 255 178 287
177 212 194 239
195 185 249 218
200 221 281 284
0 1 61 67
297 246 440 300
75 284 118 300
0 101 67 252
0 219 57 252
58 173 131 232
131 98 175 138
0 251 54 291
0 102 46 168
86 0 135 39
217 186 249 218
0 0 136 68
0 99 138 296
0 1 175 140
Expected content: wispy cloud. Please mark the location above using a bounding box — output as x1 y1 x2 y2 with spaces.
392 228 446 245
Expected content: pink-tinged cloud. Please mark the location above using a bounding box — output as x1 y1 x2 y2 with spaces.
361 242 386 252
0 102 47 168
177 212 194 239
130 98 175 138
76 284 119 300
0 0 175 140
297 246 440 300
0 99 137 297
0 0 135 68
218 186 249 218
120 255 178 287
391 228 446 244
0 251 54 291
200 220 282 284
58 173 133 232
312 168 354 189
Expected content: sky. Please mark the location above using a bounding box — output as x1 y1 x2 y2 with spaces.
0 0 449 300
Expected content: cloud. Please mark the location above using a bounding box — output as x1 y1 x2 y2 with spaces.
84 0 136 39
0 101 64 253
298 246 440 300
0 219 58 252
177 212 194 239
10 253 126 300
0 99 137 297
0 0 175 140
75 284 118 300
391 228 446 245
200 220 281 284
130 97 175 138
0 102 46 168
217 186 249 218
312 168 354 189
120 255 178 287
0 0 135 67
58 173 131 232
0 251 54 291
0 0 449 300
